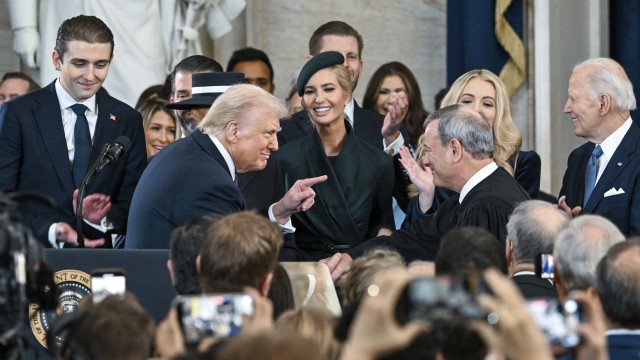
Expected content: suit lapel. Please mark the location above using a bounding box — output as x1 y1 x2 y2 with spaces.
192 130 232 177
35 82 75 195
92 89 119 164
584 125 640 211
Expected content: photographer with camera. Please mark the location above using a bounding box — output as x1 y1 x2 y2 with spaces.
0 192 56 359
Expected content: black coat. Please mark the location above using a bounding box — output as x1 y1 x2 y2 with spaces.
349 166 530 262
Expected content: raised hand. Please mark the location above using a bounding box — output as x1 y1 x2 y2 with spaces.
272 175 328 224
398 145 435 212
73 189 111 224
381 91 408 146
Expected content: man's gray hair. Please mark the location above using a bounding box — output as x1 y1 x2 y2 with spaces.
198 84 288 136
424 104 493 160
574 57 637 112
553 214 625 291
506 200 569 263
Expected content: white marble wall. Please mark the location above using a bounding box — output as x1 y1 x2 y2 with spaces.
244 0 447 113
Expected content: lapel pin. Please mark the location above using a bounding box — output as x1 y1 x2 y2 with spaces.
618 162 622 166
110 114 116 121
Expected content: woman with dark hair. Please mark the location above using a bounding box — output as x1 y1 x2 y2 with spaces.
362 62 429 148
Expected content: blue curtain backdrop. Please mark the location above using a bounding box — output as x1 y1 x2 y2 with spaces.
610 0 640 121
447 0 524 86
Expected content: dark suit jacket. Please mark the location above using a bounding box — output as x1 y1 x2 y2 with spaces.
348 167 530 262
276 122 395 260
512 273 557 299
279 102 412 211
125 130 245 249
559 122 640 236
607 333 640 359
0 81 146 247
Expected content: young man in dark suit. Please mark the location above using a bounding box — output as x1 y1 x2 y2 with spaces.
505 200 569 299
0 15 146 248
558 57 640 236
348 105 530 262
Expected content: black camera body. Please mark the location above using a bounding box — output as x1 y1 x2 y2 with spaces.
397 274 489 326
0 192 56 358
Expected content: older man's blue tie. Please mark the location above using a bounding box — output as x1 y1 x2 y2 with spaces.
71 104 91 188
584 145 603 205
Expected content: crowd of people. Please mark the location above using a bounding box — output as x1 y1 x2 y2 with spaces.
0 13 639 360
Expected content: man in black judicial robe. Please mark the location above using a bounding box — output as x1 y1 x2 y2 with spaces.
348 105 530 262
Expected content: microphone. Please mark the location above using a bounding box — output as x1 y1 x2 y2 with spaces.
96 136 131 172
75 136 131 248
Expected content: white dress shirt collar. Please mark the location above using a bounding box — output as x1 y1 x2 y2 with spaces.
344 97 355 128
459 162 499 203
55 78 97 113
208 133 236 181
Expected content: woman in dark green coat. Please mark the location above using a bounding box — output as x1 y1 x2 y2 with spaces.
276 52 395 261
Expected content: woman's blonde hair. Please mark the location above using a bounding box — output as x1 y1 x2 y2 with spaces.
440 69 522 175
276 306 341 360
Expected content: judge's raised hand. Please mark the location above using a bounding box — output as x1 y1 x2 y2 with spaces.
73 189 111 224
55 222 105 248
381 91 408 146
556 195 582 219
398 145 435 212
272 175 328 224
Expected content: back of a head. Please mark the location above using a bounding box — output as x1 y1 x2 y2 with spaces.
58 293 154 360
275 306 340 360
215 330 323 360
506 200 569 263
554 215 625 291
226 47 274 82
171 55 223 93
267 263 295 320
308 20 363 56
596 238 640 329
436 227 508 275
340 247 405 307
199 211 283 293
426 104 494 161
573 57 637 112
198 84 288 136
169 215 217 295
